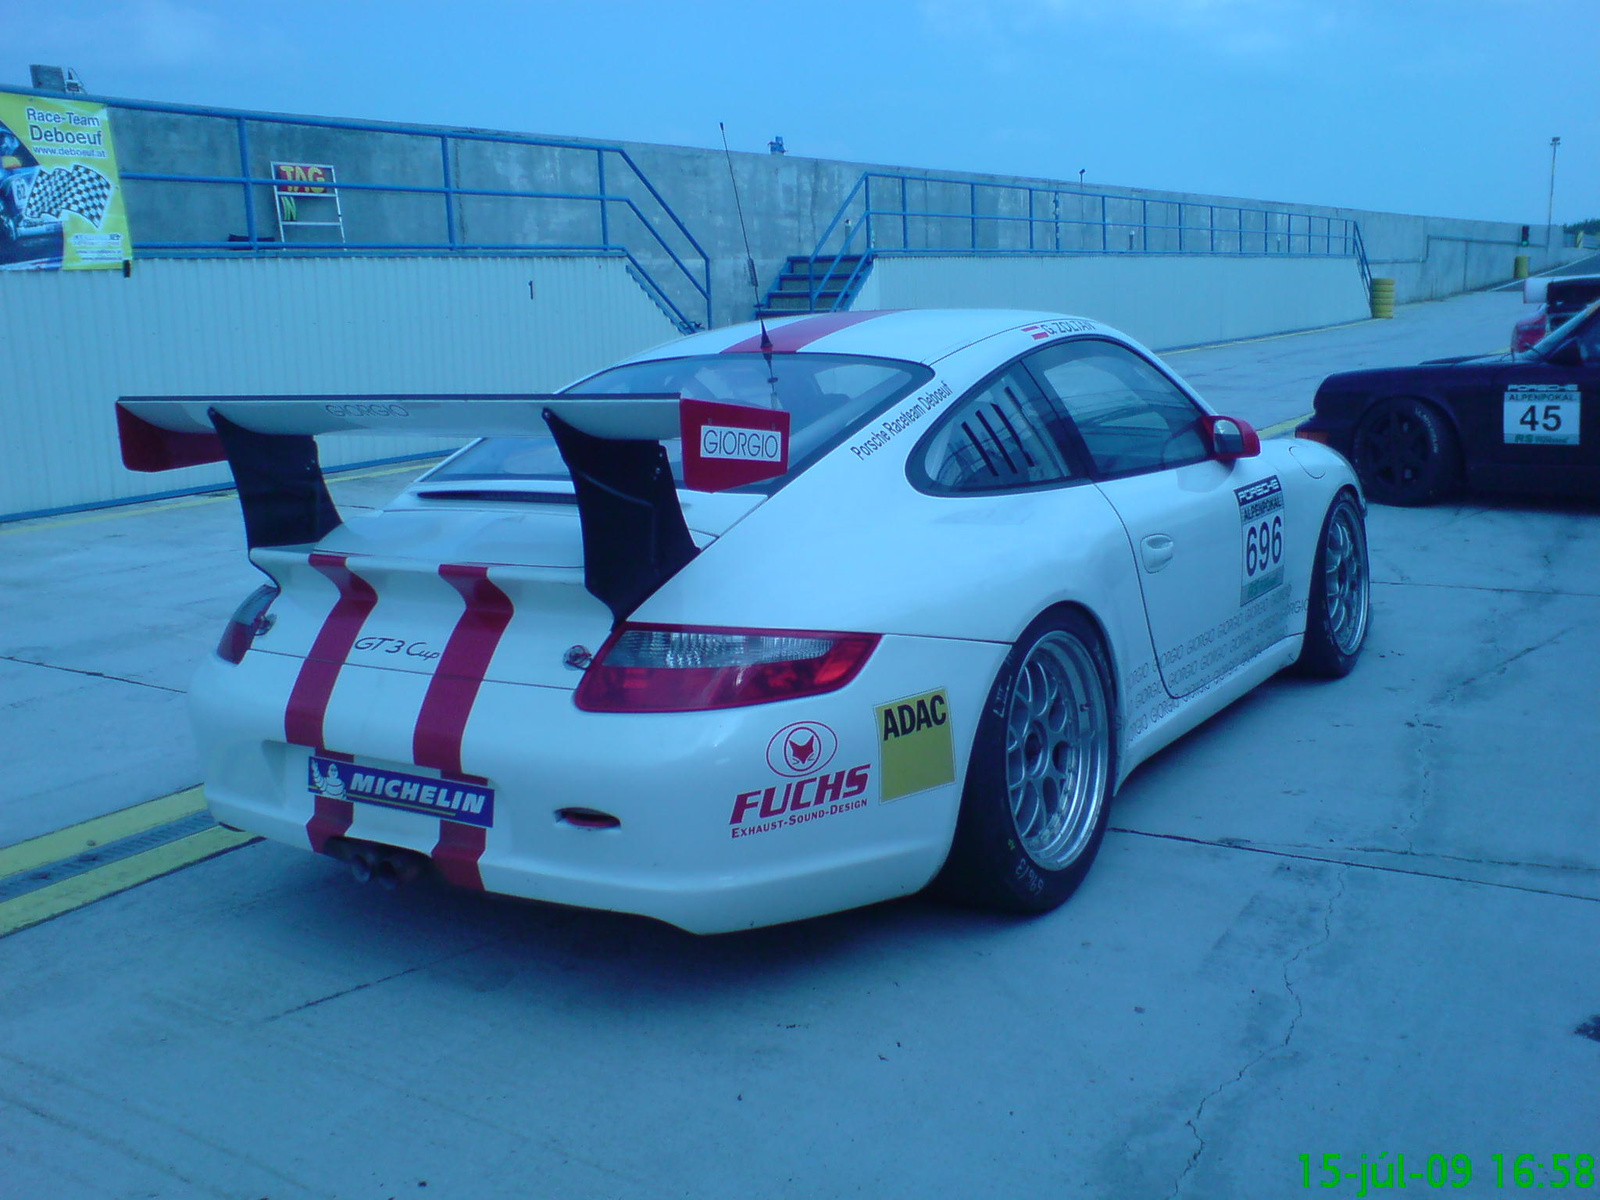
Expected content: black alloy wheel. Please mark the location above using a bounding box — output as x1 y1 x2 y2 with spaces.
1352 397 1462 506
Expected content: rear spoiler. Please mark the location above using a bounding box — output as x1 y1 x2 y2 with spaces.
116 393 791 621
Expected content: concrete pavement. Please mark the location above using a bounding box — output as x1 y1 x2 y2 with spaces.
0 289 1595 1198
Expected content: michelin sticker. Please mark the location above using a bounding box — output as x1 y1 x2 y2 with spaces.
1234 476 1285 605
308 755 494 828
1504 383 1580 446
876 688 955 802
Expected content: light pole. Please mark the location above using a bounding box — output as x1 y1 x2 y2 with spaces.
1546 136 1560 246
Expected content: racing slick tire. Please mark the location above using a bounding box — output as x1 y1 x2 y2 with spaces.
1294 490 1370 679
1351 397 1462 506
934 609 1114 914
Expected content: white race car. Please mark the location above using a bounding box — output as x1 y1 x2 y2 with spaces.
117 309 1369 933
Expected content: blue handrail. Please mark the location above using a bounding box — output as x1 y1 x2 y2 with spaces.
4 86 712 331
800 171 1366 312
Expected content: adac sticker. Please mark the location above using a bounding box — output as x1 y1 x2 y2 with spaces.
876 688 955 802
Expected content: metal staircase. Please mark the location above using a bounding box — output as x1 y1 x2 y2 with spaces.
758 254 871 317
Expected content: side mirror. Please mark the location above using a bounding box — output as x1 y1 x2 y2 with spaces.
1203 415 1261 460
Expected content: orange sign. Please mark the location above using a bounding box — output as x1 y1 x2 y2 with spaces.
272 162 333 194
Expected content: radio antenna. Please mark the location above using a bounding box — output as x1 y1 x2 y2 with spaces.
719 122 777 378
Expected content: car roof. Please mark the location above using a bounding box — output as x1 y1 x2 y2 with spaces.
618 309 1113 369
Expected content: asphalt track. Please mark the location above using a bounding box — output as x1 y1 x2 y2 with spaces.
1 288 1596 1198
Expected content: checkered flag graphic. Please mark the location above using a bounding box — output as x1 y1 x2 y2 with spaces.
22 163 115 227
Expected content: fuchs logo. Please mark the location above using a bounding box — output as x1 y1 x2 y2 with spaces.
767 721 838 777
728 764 872 835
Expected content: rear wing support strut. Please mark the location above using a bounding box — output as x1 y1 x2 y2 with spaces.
114 393 789 622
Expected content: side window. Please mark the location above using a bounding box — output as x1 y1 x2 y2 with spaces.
1026 339 1207 477
916 366 1079 492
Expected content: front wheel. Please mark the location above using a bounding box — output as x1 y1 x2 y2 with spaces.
1295 491 1370 678
934 610 1114 913
1352 397 1461 506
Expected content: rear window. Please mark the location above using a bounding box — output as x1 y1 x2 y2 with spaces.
426 353 931 494
1547 278 1600 317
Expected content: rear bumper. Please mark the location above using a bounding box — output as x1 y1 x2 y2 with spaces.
192 634 1006 933
1294 407 1357 459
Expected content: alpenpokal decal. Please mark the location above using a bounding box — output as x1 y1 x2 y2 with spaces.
1235 475 1285 605
1504 383 1581 446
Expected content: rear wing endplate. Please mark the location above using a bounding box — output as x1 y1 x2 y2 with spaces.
116 393 791 621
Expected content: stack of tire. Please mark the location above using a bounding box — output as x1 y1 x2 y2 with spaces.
1370 277 1396 319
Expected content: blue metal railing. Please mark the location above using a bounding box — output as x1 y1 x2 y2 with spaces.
4 87 711 331
801 171 1368 312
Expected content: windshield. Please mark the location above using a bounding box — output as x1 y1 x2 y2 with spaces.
1529 296 1600 361
426 353 932 493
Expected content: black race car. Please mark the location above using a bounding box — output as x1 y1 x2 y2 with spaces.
1297 297 1600 505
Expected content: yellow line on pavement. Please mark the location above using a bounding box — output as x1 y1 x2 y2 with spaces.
0 787 207 880
0 825 256 939
0 457 444 537
1260 411 1316 439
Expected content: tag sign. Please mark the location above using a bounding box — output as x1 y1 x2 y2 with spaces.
680 397 791 492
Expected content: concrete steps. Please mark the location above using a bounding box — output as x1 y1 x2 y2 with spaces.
757 254 870 317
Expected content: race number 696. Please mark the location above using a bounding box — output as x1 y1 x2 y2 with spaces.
1246 515 1283 576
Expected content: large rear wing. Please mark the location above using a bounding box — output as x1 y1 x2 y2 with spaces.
116 393 791 620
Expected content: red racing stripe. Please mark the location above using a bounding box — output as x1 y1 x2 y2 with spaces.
288 556 372 855
415 565 512 890
412 564 514 776
721 310 897 355
285 554 378 751
306 752 355 855
432 821 488 891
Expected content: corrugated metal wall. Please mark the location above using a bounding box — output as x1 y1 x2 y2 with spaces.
850 255 1370 351
0 255 680 520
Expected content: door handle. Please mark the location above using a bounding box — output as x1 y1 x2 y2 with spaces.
1140 534 1175 573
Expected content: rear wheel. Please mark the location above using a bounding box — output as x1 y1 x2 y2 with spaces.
1296 491 1370 678
1352 397 1461 506
935 610 1113 913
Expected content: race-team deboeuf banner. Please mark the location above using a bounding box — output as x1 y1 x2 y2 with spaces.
0 92 132 271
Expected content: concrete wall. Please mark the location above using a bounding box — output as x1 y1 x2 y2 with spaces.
0 255 680 520
4 86 1577 328
850 254 1371 351
611 141 1576 323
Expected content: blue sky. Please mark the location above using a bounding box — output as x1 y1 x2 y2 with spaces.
10 0 1598 225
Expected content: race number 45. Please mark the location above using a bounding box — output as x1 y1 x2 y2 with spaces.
1234 476 1286 605
1504 383 1581 447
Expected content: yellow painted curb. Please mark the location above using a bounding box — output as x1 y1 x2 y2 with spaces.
0 787 207 880
1260 412 1316 439
0 825 256 939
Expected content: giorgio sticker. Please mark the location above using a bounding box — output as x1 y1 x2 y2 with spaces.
876 688 956 802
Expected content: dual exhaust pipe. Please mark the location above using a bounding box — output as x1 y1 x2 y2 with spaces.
328 838 428 889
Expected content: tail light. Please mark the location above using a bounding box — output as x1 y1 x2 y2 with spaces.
574 623 879 712
217 583 280 664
